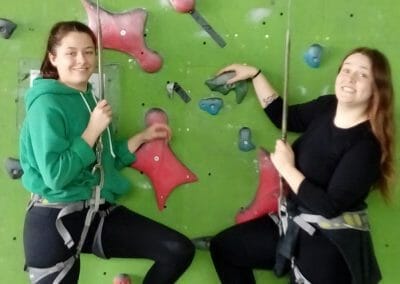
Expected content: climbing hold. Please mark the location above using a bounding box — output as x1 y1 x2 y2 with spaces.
236 148 283 224
82 0 163 73
304 43 323 68
169 0 195 13
5 157 23 179
0 18 17 39
198 97 223 115
205 71 248 104
238 127 255 152
166 82 191 103
130 108 198 210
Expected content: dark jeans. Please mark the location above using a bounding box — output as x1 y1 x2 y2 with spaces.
24 204 195 284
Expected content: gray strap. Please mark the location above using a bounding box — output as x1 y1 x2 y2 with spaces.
92 212 106 258
75 187 106 255
291 258 312 284
52 256 75 284
278 202 289 236
167 82 191 103
172 82 191 103
92 205 118 258
27 256 75 284
75 206 96 255
26 194 41 211
55 202 85 249
190 9 226 47
297 210 369 234
293 215 316 235
269 213 280 225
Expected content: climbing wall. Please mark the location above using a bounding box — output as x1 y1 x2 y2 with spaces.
0 0 399 283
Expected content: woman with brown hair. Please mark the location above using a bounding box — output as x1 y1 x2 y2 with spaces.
20 21 194 284
209 47 395 284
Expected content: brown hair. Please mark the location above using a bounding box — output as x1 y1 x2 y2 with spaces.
40 21 97 79
339 47 396 201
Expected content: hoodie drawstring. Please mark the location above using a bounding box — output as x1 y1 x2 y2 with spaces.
79 92 116 158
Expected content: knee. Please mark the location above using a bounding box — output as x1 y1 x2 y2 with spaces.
209 234 224 256
178 238 195 261
165 237 195 265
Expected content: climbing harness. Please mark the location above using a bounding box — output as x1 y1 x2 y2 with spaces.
24 116 118 283
272 208 371 283
25 138 111 284
271 208 370 283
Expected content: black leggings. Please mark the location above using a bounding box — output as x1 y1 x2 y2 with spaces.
209 215 351 284
24 204 195 284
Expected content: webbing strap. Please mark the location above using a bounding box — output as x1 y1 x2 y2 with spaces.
293 215 316 235
278 201 288 236
55 202 85 248
92 205 118 258
27 255 75 284
189 9 226 48
294 210 370 235
75 186 104 256
292 258 312 284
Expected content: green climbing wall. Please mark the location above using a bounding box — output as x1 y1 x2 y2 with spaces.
1 0 399 283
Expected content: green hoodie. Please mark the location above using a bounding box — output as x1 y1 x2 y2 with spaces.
19 77 136 203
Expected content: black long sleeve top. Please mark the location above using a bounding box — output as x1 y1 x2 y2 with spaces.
265 94 381 218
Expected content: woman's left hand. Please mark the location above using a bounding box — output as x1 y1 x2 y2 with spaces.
270 139 295 176
142 123 172 143
271 139 305 194
128 123 172 153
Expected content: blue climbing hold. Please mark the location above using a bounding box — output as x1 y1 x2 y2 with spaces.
238 127 255 152
199 97 223 115
304 44 323 68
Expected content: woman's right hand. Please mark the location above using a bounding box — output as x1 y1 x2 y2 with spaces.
89 99 113 136
82 99 112 147
216 64 259 84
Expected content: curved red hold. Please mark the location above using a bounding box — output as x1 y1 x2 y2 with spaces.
169 0 196 13
235 147 281 224
82 0 163 73
131 109 198 210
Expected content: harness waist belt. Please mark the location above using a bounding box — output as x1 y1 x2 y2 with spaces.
294 210 370 235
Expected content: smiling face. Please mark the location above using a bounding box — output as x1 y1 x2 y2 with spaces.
48 31 96 91
335 52 375 109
